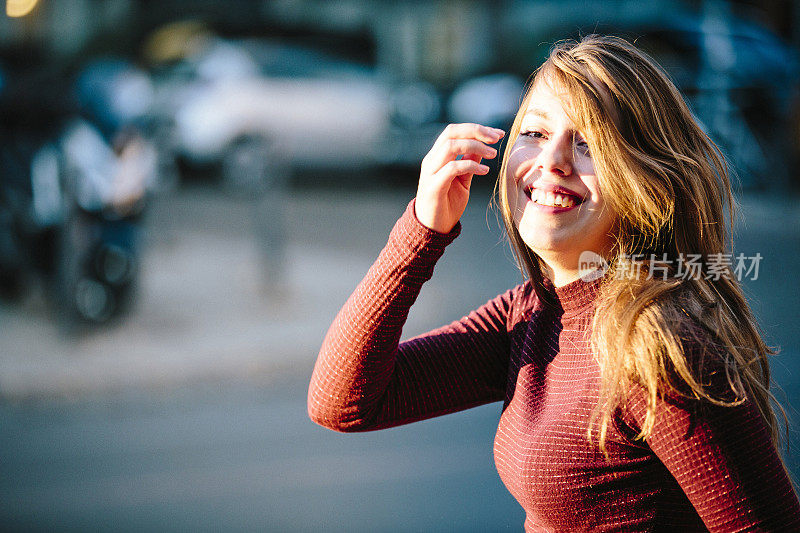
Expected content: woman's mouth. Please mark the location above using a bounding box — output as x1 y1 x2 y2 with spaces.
524 186 584 209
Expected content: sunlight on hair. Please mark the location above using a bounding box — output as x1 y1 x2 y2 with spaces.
6 0 39 17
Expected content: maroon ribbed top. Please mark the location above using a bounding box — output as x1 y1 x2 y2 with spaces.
308 198 800 532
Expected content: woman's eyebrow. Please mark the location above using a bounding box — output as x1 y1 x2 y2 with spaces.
524 109 550 121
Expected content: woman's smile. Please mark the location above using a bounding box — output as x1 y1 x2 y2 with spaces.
523 183 585 211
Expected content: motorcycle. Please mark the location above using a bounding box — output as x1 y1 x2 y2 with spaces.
0 55 158 326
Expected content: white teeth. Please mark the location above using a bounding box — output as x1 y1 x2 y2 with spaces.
527 188 577 208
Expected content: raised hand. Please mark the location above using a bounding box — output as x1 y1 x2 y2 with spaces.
414 123 505 234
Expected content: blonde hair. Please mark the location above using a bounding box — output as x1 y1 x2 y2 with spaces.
495 35 786 455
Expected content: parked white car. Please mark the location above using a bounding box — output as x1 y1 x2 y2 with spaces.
148 32 442 188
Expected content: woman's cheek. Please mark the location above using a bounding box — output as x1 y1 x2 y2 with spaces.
507 141 536 182
583 178 603 205
504 167 520 214
504 141 540 216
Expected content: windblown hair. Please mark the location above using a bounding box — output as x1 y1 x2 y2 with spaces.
496 35 786 455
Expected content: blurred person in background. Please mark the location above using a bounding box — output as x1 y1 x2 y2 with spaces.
308 35 800 531
0 42 157 323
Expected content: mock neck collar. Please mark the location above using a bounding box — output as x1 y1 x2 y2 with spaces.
541 271 605 315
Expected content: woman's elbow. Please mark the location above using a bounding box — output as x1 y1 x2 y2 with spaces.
307 400 341 431
307 393 369 433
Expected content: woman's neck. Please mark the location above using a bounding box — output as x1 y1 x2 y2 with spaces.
540 262 584 287
538 249 609 287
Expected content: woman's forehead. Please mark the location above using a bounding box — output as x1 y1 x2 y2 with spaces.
528 67 618 131
522 81 579 125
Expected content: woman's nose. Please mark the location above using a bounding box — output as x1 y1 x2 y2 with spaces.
537 136 573 177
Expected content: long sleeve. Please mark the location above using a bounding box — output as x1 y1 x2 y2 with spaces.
624 357 800 531
308 198 513 432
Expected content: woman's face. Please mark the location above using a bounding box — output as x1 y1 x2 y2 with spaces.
505 80 616 267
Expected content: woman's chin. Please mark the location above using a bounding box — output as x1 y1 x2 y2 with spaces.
518 232 571 257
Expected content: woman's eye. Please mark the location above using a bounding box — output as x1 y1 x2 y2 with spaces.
520 130 546 139
575 140 591 157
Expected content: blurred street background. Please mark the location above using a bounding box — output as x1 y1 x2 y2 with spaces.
1 0 800 531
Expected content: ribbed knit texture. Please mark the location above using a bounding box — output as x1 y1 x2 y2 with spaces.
308 198 800 532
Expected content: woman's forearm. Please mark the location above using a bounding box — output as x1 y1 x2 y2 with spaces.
307 198 461 431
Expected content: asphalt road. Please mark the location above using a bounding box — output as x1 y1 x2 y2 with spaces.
0 379 523 532
1 184 799 532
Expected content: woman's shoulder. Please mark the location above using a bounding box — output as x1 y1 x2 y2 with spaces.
654 295 742 404
468 280 539 333
500 279 556 328
615 280 742 400
627 279 719 346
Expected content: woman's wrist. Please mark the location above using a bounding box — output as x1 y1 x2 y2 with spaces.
409 197 462 238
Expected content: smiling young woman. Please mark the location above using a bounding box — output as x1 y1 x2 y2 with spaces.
308 35 800 531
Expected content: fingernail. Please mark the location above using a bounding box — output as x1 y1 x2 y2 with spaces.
478 164 489 172
493 128 505 136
